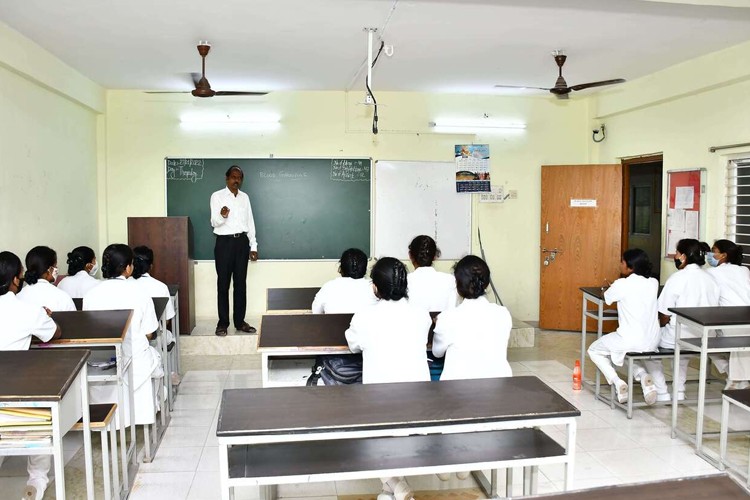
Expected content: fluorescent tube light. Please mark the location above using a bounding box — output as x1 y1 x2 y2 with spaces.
429 120 526 134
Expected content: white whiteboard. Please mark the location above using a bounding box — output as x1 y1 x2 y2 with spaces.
375 160 472 260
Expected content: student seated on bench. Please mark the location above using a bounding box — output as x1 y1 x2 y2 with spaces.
311 248 376 313
17 246 75 312
432 255 512 480
587 249 659 405
345 257 431 500
83 244 163 427
57 246 100 298
0 251 62 500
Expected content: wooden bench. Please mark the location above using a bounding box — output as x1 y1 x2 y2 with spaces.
228 428 565 499
217 376 580 500
720 388 750 486
266 287 320 312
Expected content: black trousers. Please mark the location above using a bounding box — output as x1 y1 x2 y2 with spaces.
214 234 250 328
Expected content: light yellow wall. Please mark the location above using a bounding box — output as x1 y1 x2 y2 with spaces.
104 91 589 320
0 22 102 266
589 40 750 281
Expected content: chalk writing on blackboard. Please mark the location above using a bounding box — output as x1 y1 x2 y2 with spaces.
167 159 205 183
259 171 309 180
330 159 369 181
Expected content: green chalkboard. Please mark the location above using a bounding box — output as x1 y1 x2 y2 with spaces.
166 158 371 260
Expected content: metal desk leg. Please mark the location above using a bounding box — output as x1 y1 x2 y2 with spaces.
80 366 94 500
219 443 232 500
719 396 730 471
262 352 270 387
506 468 514 497
595 299 603 398
671 323 682 439
162 315 173 414
581 294 587 383
565 420 576 491
116 346 129 490
128 356 137 466
51 404 65 500
696 326 710 454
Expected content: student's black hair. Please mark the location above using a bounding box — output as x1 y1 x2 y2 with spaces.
454 255 490 299
101 244 134 279
67 246 96 275
339 248 368 279
622 248 652 278
24 246 56 285
714 239 744 266
0 251 22 296
132 246 154 280
408 235 441 267
225 165 244 179
676 239 709 266
370 257 408 301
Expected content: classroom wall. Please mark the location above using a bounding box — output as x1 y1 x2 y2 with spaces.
104 91 589 320
588 39 750 281
0 22 102 266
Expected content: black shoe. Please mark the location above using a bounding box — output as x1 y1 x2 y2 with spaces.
236 322 257 334
215 326 228 337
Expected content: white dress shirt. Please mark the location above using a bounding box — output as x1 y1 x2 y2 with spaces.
345 299 432 384
133 273 175 320
407 266 457 312
658 263 720 348
595 273 660 364
58 270 100 298
432 295 513 380
17 280 76 312
708 263 750 380
0 292 57 350
312 277 378 314
210 186 258 251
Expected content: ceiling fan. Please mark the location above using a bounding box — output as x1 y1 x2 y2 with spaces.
495 51 625 99
147 42 267 98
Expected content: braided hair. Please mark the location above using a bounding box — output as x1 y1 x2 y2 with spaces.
408 235 441 268
0 251 23 296
370 257 408 301
24 246 56 285
339 248 368 279
67 246 96 275
101 244 133 279
454 255 490 299
132 246 154 279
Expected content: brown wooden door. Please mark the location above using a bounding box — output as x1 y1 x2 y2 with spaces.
539 164 622 330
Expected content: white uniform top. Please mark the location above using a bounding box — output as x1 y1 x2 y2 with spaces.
658 263 720 348
17 280 76 312
312 277 377 314
133 273 175 320
407 267 457 312
432 295 513 380
210 186 258 251
345 299 431 384
708 264 750 306
599 273 660 364
0 292 57 350
58 270 100 299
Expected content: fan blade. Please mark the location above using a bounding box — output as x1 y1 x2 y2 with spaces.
214 91 269 96
494 84 551 91
144 91 192 94
569 78 625 91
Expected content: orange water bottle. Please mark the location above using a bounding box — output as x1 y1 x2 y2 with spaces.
572 360 582 391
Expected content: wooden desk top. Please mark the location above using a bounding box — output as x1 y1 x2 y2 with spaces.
152 296 169 320
668 306 750 326
258 312 438 351
217 375 580 437
580 287 607 300
0 350 90 402
266 287 320 311
530 474 746 499
48 310 133 344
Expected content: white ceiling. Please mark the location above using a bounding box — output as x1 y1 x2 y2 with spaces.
1 0 750 97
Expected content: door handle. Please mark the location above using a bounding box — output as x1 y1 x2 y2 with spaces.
541 248 563 266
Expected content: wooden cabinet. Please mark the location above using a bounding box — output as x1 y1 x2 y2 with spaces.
127 216 195 335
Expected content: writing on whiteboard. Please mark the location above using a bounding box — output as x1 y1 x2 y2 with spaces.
331 159 369 181
167 159 205 183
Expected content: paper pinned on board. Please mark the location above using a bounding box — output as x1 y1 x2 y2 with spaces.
675 186 694 209
668 208 685 232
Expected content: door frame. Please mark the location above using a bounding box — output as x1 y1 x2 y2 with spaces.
621 154 664 253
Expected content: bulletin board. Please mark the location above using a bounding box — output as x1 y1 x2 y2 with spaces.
664 168 706 258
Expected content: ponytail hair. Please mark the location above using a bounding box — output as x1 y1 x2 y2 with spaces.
339 248 368 279
714 239 744 266
0 251 22 296
370 257 408 301
132 246 154 279
101 244 133 279
622 248 652 278
454 255 490 299
24 246 56 285
408 235 440 268
676 239 709 266
67 246 96 275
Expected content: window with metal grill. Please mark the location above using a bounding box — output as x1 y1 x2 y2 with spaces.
726 159 750 266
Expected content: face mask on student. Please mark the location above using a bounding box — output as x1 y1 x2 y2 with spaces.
88 263 99 277
674 257 683 270
706 253 720 267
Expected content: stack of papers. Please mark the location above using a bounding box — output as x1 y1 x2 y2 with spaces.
0 408 52 445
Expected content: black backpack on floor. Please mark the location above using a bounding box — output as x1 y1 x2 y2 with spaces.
306 354 363 386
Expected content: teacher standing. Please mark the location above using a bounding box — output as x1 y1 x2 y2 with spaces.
210 165 259 336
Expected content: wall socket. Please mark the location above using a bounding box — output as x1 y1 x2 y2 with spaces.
508 190 518 199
